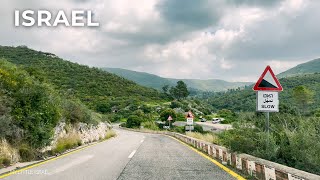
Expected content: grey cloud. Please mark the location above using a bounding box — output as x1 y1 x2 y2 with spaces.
0 0 319 82
224 2 320 63
226 0 283 7
157 0 222 28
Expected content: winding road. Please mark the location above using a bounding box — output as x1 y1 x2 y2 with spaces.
2 127 237 180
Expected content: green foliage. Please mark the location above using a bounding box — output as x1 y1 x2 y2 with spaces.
170 101 187 109
0 59 104 150
219 113 320 175
278 58 320 78
171 126 185 134
141 121 159 131
169 81 189 100
0 46 165 113
0 158 11 167
159 108 177 123
193 124 204 133
293 85 314 114
19 145 35 162
162 85 170 94
95 101 112 114
104 130 116 140
126 115 143 128
206 74 320 113
217 109 235 121
314 108 320 117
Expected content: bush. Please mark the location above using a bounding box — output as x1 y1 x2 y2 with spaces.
0 158 11 166
53 133 81 154
19 146 35 162
170 101 183 109
193 124 204 133
186 132 219 144
159 108 177 123
104 130 116 139
126 115 142 128
172 126 185 134
141 121 159 131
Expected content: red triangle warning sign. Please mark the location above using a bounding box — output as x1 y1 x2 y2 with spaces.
253 66 283 91
186 111 194 118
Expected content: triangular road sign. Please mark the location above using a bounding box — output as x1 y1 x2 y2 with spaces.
167 115 173 121
186 111 194 118
253 66 283 91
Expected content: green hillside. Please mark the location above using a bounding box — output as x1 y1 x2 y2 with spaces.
0 46 166 113
278 58 320 78
206 73 320 113
103 67 252 92
104 67 173 90
0 59 107 166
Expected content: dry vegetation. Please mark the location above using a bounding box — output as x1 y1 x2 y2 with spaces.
185 132 219 144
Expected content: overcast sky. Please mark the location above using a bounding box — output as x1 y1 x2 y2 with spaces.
1 0 319 82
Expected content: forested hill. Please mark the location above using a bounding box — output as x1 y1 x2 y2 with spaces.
207 73 320 112
103 67 252 92
0 46 165 110
278 58 320 78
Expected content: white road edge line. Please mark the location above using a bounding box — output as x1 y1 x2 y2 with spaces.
128 150 137 159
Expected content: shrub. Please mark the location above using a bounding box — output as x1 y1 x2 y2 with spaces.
186 132 219 144
170 101 183 109
141 121 159 131
193 124 204 133
104 130 116 139
172 126 185 134
19 146 35 162
1 158 11 166
53 133 81 154
159 108 177 123
126 115 142 128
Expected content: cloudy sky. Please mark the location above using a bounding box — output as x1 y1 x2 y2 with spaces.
1 0 319 82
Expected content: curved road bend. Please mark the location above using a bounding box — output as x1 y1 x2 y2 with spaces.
3 127 236 180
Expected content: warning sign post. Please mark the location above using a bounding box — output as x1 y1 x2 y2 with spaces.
253 66 283 150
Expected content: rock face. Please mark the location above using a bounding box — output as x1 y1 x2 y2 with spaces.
41 122 112 152
78 122 111 143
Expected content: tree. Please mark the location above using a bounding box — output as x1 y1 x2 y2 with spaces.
170 81 189 100
162 85 170 94
293 86 314 114
126 115 143 128
159 108 177 123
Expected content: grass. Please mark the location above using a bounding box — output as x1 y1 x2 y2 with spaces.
104 130 117 140
141 121 160 131
120 118 127 123
185 132 220 145
0 138 18 166
53 132 81 154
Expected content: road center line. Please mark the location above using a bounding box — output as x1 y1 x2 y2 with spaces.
128 150 136 159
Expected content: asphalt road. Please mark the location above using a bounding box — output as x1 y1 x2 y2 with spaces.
3 127 235 180
195 122 232 132
173 121 232 132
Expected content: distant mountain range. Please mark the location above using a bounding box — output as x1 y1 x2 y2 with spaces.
103 57 320 92
278 58 320 78
102 67 252 92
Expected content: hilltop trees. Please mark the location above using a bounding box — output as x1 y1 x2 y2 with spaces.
159 108 177 122
293 85 314 114
162 84 170 94
169 81 190 100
